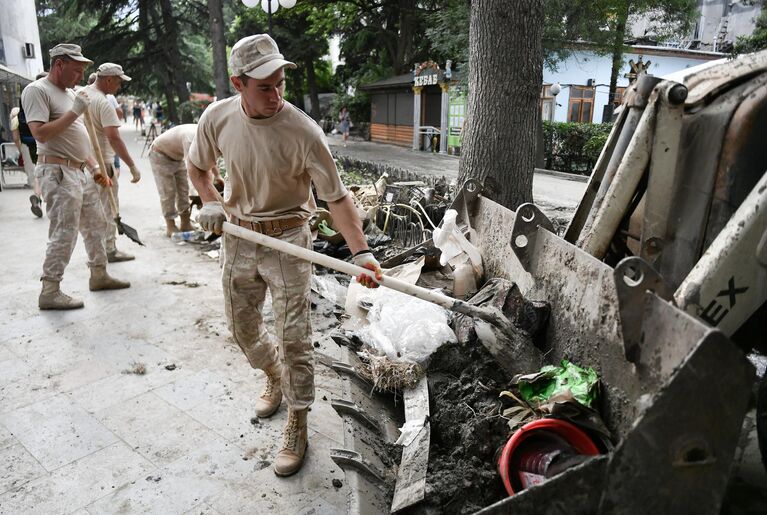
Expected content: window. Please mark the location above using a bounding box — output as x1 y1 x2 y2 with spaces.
23 43 35 59
568 85 595 123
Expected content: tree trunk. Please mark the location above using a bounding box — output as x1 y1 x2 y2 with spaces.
394 0 416 73
207 0 230 99
603 4 629 122
290 67 305 111
158 0 189 112
304 57 321 120
458 0 543 211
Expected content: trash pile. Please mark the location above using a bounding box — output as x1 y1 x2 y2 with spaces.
309 170 612 513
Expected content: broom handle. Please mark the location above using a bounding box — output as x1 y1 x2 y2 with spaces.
83 110 119 216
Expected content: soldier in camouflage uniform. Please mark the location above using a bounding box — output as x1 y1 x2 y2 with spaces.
149 123 223 236
189 34 382 478
86 62 143 262
21 44 130 310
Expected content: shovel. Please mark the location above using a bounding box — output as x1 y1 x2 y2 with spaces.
83 110 144 246
221 221 542 372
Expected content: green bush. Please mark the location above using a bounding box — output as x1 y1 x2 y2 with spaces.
329 92 370 130
543 121 612 175
178 100 212 124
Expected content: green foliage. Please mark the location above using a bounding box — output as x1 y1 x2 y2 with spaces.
329 91 370 127
177 99 211 124
425 0 469 84
734 3 767 54
543 121 613 174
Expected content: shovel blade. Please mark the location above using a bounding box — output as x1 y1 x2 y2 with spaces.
115 218 144 246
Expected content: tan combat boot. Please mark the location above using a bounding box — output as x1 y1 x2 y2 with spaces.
89 266 131 291
255 363 283 418
165 218 179 237
39 279 84 310
107 249 135 263
274 409 308 477
178 210 195 232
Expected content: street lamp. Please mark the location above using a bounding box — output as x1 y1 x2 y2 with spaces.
241 0 296 35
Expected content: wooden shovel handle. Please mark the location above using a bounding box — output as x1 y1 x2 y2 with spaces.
83 110 119 216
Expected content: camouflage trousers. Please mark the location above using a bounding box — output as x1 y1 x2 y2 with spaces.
37 163 107 282
96 164 119 253
221 224 314 410
148 149 190 220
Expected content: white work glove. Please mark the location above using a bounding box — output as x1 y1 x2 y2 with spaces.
352 250 382 289
128 164 141 183
71 90 91 116
197 201 226 235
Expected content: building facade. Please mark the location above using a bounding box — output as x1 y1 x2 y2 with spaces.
0 0 44 139
542 45 725 124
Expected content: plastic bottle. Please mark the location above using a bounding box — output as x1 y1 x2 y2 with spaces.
170 230 205 243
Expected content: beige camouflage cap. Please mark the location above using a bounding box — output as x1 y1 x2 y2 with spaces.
49 43 93 64
230 34 296 80
97 63 132 81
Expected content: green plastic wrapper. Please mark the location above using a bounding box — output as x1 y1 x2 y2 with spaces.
517 360 599 407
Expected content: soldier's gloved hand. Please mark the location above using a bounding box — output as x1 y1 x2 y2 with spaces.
71 90 91 116
92 167 113 188
128 165 141 183
198 201 226 234
352 250 382 289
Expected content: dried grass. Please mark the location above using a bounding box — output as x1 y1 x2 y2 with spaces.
356 351 423 393
122 361 147 375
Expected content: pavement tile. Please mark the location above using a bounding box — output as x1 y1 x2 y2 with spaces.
152 368 239 412
95 391 224 468
183 502 223 515
0 344 18 363
207 433 347 514
0 443 48 495
0 394 119 471
0 441 154 515
0 425 17 451
68 367 192 414
0 349 115 415
86 438 259 514
308 385 345 445
185 377 270 448
0 358 31 389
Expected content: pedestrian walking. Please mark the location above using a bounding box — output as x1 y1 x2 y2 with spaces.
338 105 352 146
10 106 42 216
21 43 130 310
132 101 143 130
188 34 382 477
86 62 143 263
149 123 223 236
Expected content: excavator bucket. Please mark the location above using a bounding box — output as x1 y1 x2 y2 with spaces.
327 49 767 513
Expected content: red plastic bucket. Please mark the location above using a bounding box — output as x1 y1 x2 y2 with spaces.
498 418 601 496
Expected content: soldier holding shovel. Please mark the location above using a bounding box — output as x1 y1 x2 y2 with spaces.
21 44 130 310
188 34 382 477
86 62 143 262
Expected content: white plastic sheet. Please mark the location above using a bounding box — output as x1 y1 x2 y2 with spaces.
432 209 482 274
353 286 457 364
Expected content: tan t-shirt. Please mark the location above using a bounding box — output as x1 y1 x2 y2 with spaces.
21 78 92 162
189 98 347 222
85 84 121 162
152 124 197 161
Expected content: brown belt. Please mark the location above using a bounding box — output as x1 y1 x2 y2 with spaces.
230 215 306 237
38 155 87 171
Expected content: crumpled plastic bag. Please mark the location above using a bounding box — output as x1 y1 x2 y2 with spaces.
353 287 456 364
515 360 599 408
432 209 482 275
